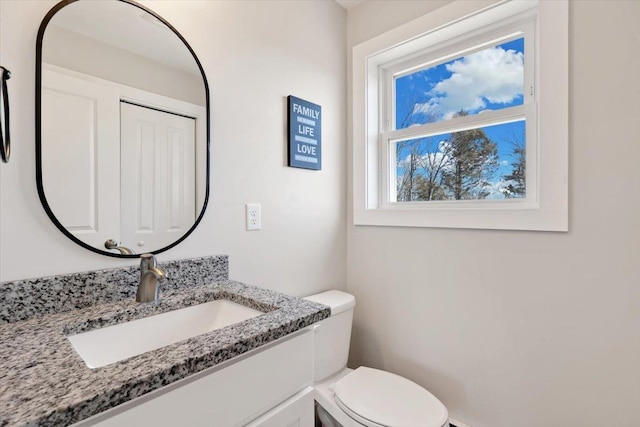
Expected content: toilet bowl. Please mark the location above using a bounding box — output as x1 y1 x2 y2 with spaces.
305 291 449 427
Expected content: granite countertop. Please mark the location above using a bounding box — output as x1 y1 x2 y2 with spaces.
0 280 330 427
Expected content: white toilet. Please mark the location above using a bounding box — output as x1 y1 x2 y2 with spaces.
305 290 449 427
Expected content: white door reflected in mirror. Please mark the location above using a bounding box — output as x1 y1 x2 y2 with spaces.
120 102 196 250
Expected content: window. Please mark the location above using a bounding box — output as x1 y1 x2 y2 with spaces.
387 30 532 203
352 0 568 231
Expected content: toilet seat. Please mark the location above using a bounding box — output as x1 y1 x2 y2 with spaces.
333 367 449 427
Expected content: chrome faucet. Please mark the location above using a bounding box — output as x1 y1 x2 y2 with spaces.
105 239 135 255
136 254 167 303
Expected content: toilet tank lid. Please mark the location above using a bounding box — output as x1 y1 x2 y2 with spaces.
304 290 355 315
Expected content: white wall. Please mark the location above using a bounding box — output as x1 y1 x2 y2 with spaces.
0 0 347 298
4 0 638 425
43 25 205 106
347 1 640 427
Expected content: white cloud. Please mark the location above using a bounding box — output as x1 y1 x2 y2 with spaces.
397 140 452 172
413 46 524 120
412 101 439 117
485 179 512 199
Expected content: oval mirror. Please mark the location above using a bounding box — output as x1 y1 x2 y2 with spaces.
36 0 209 257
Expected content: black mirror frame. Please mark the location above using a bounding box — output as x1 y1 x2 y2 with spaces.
35 0 210 258
0 66 11 163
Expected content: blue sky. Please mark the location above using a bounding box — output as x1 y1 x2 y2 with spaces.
394 38 526 199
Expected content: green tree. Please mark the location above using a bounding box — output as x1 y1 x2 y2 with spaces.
396 98 421 201
396 99 438 202
417 138 451 201
503 140 526 198
396 137 450 202
440 110 498 200
397 144 422 202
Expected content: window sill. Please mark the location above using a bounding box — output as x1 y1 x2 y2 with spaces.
354 205 568 231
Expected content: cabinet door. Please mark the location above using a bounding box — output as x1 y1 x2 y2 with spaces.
77 329 314 427
245 386 314 427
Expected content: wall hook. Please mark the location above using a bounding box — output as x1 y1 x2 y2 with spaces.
0 66 12 163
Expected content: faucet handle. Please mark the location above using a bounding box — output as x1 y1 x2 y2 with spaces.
136 254 167 303
140 253 156 267
105 239 135 255
140 254 167 280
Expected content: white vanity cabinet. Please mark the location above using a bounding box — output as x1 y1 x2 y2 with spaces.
75 328 314 427
245 387 314 427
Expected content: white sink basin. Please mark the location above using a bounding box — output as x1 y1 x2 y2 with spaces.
67 300 264 369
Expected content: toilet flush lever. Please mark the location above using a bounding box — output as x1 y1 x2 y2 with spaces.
313 324 322 331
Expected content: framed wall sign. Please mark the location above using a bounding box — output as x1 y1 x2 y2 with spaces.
288 95 321 170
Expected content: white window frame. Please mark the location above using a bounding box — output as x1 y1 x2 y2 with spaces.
352 0 568 231
383 19 535 206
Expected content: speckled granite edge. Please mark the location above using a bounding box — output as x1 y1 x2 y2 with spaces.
61 287 279 336
0 255 228 324
0 280 330 427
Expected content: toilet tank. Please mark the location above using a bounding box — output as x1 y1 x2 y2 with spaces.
304 290 356 381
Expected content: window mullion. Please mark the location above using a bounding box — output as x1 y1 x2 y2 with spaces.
383 104 528 143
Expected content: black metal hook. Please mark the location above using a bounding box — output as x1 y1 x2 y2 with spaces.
0 65 11 163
